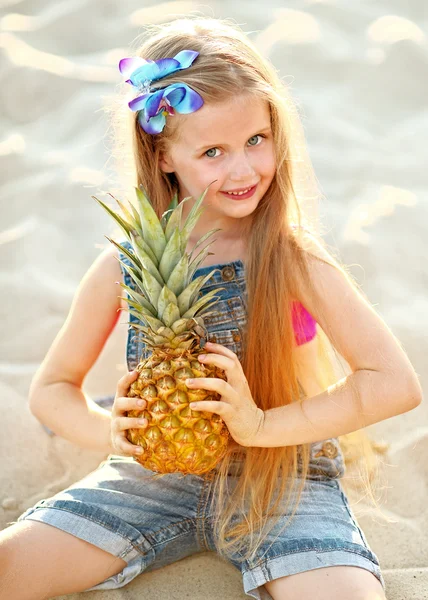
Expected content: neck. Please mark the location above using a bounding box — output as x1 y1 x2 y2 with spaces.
186 234 248 268
179 200 252 244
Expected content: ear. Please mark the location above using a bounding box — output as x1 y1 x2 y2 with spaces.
158 151 175 173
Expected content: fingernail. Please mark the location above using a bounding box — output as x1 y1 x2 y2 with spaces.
137 399 144 406
186 379 193 385
135 447 143 454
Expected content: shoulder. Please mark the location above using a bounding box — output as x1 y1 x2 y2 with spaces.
87 241 127 309
289 224 421 385
289 224 358 350
290 223 339 269
31 244 125 389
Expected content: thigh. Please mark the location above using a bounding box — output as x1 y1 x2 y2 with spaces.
14 455 210 592
264 565 386 600
0 519 127 598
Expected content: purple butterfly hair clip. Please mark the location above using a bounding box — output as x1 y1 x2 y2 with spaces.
119 50 204 134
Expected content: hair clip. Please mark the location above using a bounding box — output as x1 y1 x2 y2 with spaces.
119 50 204 134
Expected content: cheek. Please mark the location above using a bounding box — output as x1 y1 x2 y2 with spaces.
257 150 276 178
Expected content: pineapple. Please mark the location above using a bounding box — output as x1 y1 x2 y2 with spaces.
93 184 231 476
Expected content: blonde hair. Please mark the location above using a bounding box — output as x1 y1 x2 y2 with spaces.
104 16 391 563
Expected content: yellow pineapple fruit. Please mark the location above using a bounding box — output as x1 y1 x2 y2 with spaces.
93 184 230 476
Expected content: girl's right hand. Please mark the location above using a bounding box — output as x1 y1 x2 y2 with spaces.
110 370 148 458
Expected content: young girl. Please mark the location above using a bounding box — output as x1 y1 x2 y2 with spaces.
1 17 422 600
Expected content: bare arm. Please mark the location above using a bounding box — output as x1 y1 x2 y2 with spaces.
29 245 124 454
254 233 423 448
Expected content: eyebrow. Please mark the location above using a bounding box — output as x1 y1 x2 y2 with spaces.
194 126 272 152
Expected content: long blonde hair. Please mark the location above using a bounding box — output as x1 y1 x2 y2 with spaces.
104 16 391 563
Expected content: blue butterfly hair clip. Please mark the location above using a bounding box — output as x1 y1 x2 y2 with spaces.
119 50 204 134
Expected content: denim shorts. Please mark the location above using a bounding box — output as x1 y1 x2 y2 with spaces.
22 247 385 596
17 454 385 597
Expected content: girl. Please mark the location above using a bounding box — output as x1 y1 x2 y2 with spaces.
1 16 422 600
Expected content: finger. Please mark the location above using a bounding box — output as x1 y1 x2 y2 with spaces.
189 400 228 415
197 353 235 370
115 435 145 458
197 354 241 388
114 396 147 415
186 377 229 393
116 416 148 432
203 341 237 360
116 369 140 397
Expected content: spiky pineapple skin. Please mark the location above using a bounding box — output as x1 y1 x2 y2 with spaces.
126 348 230 475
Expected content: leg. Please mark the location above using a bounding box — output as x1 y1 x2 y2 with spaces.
0 520 128 599
264 565 386 600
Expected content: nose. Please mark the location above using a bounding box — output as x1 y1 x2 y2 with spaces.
229 151 256 181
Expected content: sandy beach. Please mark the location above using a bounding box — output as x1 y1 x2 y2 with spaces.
0 1 427 598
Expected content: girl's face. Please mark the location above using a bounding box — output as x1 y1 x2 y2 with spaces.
159 94 276 239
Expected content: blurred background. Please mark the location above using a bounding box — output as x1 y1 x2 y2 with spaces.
0 1 427 598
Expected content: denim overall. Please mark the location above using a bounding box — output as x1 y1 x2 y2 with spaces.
121 239 345 481
18 240 385 597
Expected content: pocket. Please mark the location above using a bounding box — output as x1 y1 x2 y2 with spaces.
202 296 245 327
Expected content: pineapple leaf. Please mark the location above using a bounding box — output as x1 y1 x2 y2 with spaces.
169 190 179 211
106 193 140 231
182 289 225 320
129 232 163 285
164 195 192 242
126 308 150 323
158 228 182 283
142 312 165 333
187 241 219 282
118 283 156 316
188 227 222 263
134 187 166 262
180 207 204 254
130 231 159 268
157 286 178 322
152 334 172 344
166 254 188 297
128 198 142 231
92 196 132 241
106 237 142 271
117 259 147 295
126 321 157 336
170 317 193 335
140 265 163 308
179 183 213 252
123 297 157 318
162 302 181 328
193 299 223 319
177 271 218 314
160 190 179 230
160 209 174 231
156 326 175 341
124 300 162 319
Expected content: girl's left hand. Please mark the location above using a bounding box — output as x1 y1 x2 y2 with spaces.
186 341 265 447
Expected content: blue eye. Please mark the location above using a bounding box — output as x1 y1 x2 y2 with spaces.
203 134 266 158
248 134 263 146
205 147 218 158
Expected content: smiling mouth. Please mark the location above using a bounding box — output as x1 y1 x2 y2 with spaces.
221 184 258 199
221 184 257 197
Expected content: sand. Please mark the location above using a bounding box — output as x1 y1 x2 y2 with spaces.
0 1 427 598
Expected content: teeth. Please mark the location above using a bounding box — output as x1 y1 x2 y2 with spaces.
226 187 251 196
